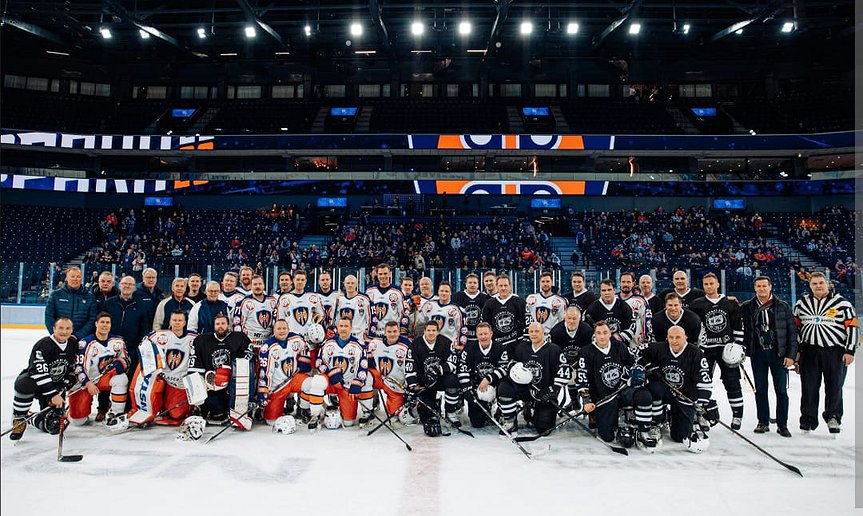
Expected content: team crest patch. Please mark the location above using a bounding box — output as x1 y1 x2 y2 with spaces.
293 307 309 326
379 357 394 376
281 358 295 377
165 349 185 370
373 302 388 320
340 308 355 321
535 307 550 324
256 310 272 328
97 356 114 373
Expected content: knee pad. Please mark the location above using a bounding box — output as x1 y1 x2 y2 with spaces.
302 375 328 398
110 373 129 389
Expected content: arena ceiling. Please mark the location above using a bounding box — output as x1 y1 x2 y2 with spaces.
1 1 854 67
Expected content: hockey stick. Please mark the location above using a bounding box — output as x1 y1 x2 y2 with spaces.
2 373 107 438
662 380 802 477
740 364 756 393
367 406 412 451
412 394 474 438
467 392 533 460
540 392 629 455
57 394 83 463
204 404 257 444
514 382 630 442
366 390 403 436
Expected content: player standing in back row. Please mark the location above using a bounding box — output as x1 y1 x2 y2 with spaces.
366 263 409 337
482 274 528 355
526 271 568 335
452 273 490 350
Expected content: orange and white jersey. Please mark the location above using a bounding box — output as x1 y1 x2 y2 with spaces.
139 330 197 388
366 336 412 393
276 291 326 338
317 335 369 389
365 285 408 337
333 293 372 340
76 333 128 384
257 334 312 398
526 293 568 334
316 289 341 328
417 301 467 346
234 294 277 342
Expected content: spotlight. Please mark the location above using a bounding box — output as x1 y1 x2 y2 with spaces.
628 23 641 35
197 27 207 39
735 28 744 35
520 21 533 35
749 129 757 135
350 23 363 37
781 22 795 33
244 26 257 38
411 21 424 36
458 21 472 35
304 24 312 37
100 27 112 39
566 22 579 35
139 29 150 39
682 24 690 34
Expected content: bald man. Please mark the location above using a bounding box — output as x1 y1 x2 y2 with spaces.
333 274 372 341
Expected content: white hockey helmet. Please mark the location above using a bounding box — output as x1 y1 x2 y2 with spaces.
272 415 297 434
509 362 534 385
477 385 497 403
176 416 207 441
307 324 326 345
324 409 343 430
398 404 419 425
722 343 745 367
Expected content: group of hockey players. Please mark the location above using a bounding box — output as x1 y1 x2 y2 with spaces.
9 263 857 456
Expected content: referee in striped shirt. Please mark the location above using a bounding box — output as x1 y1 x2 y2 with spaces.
793 272 859 434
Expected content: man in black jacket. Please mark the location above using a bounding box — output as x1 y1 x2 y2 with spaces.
740 276 797 437
44 266 96 339
92 271 119 312
103 276 151 376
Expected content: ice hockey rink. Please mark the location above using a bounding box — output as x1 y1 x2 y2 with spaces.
1 328 858 515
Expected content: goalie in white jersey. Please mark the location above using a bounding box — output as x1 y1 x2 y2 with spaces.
234 275 277 349
333 274 372 341
415 281 468 349
619 272 654 349
366 263 409 337
128 311 196 426
276 270 325 339
526 271 568 335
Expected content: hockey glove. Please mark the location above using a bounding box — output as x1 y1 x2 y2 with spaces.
531 385 557 404
328 371 345 386
214 366 232 389
700 399 720 427
627 365 646 387
348 383 363 395
110 359 126 375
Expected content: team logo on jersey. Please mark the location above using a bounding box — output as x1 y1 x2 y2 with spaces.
477 361 495 378
525 360 543 385
378 357 394 377
256 310 272 329
165 349 185 370
431 315 446 331
339 308 355 321
332 356 351 375
212 349 231 368
705 309 728 333
605 317 621 334
293 307 309 326
535 307 551 324
373 302 389 320
388 293 400 307
494 311 515 333
112 341 124 352
599 362 623 389
280 358 295 378
97 355 114 373
155 333 169 346
48 360 67 381
464 305 481 325
825 307 839 318
662 365 684 389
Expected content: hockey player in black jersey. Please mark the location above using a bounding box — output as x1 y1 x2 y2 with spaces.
688 273 745 429
651 293 705 345
562 271 597 314
497 322 571 436
481 274 528 355
658 270 706 309
188 314 255 424
576 321 652 447
405 322 460 436
457 322 509 428
639 275 665 318
584 279 635 346
10 317 78 440
452 273 490 349
549 306 594 410
639 326 714 452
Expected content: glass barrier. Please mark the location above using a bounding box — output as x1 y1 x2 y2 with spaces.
1 262 854 307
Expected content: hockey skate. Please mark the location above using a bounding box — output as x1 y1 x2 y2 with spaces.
357 409 375 427
827 417 840 434
499 417 518 438
9 417 26 441
445 411 462 428
423 417 443 437
95 408 109 423
731 416 742 431
637 429 658 452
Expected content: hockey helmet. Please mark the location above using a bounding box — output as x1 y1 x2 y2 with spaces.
509 362 534 385
272 415 297 434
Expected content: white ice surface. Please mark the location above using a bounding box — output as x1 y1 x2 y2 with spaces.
1 329 859 515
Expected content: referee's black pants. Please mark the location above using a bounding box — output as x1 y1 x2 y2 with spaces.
799 345 847 429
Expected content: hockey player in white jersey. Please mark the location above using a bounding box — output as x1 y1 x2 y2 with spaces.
408 276 438 336
234 275 277 350
367 320 413 415
316 270 340 329
333 274 372 341
416 281 467 349
366 263 409 337
236 266 254 296
219 272 245 317
276 270 325 339
526 271 568 334
619 272 654 349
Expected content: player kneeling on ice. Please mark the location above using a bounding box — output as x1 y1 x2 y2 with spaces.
9 318 78 440
638 325 715 453
69 312 130 431
188 313 255 426
457 322 509 428
367 321 413 417
576 321 652 448
257 320 313 429
300 317 374 430
405 322 460 436
128 311 197 426
497 322 571 437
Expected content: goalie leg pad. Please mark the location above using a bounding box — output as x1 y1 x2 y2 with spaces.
230 359 252 414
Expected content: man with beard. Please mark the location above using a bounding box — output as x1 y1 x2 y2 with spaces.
526 271 568 335
619 272 653 349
